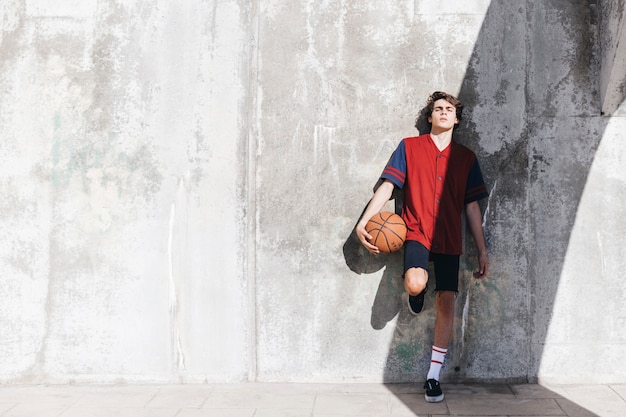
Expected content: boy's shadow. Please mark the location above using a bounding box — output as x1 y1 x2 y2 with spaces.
342 221 404 330
342 185 410 331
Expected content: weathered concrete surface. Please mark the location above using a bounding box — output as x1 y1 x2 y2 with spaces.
599 0 626 115
0 1 253 382
0 0 624 385
255 0 626 385
255 0 497 383
534 116 626 384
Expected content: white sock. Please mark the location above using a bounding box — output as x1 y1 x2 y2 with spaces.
427 346 447 381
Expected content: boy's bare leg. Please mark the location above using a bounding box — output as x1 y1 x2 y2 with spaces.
433 291 455 348
424 291 455 403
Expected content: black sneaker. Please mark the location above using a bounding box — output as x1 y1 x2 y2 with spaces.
407 287 427 315
423 379 444 403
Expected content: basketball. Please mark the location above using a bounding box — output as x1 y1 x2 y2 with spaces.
365 212 407 253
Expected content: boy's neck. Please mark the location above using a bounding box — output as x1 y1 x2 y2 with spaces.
429 128 454 151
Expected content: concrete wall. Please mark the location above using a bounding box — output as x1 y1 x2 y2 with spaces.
599 0 626 115
0 0 253 383
0 0 624 384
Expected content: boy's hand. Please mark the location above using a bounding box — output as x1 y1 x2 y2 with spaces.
473 252 488 279
356 222 380 254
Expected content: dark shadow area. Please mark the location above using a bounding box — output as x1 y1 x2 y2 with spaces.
343 212 388 277
383 382 607 416
343 198 406 331
452 0 608 388
343 226 405 331
343 0 609 415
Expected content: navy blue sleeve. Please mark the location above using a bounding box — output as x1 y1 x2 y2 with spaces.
465 158 489 204
380 140 407 189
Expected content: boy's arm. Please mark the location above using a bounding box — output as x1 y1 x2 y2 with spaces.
466 200 488 279
356 180 395 254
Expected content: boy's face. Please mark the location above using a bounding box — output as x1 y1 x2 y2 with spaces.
428 98 459 130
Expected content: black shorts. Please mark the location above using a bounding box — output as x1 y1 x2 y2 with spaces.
403 240 460 292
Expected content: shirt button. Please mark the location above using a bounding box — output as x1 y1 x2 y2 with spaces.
438 176 442 181
436 200 441 204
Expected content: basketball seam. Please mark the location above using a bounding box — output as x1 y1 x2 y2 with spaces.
380 213 405 252
380 216 406 240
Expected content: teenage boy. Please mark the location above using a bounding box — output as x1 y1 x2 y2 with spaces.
356 91 489 403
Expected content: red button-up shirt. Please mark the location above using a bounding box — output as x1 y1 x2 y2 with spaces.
381 134 488 255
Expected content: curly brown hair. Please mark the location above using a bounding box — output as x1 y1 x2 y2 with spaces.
415 91 464 131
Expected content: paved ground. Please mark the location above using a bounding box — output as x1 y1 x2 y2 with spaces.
0 382 624 417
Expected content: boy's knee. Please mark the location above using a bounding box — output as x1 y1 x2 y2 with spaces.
404 267 428 296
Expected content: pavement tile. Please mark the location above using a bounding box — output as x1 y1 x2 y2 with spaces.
557 385 626 417
253 410 315 417
313 413 389 417
321 383 398 394
554 399 599 417
0 403 17 414
313 415 368 417
384 383 424 395
210 382 393 395
0 383 622 417
511 384 569 398
1 403 68 417
388 392 448 416
210 383 321 395
442 383 515 398
177 410 255 417
609 384 626 399
59 407 179 417
69 386 159 408
387 383 514 396
202 391 314 409
0 386 84 407
446 397 566 416
314 393 390 416
146 385 212 408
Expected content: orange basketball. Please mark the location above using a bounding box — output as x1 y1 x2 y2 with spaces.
365 212 407 253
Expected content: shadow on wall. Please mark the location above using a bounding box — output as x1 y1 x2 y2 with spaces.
343 196 405 332
344 0 607 415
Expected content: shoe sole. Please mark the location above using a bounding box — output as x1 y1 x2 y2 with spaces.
407 291 426 315
425 393 444 403
407 295 420 315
